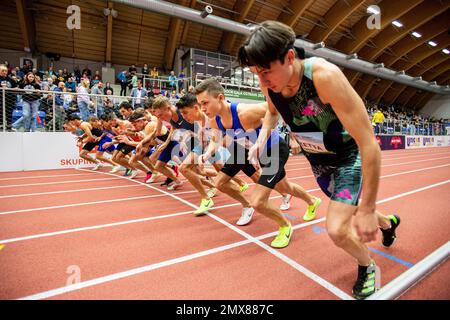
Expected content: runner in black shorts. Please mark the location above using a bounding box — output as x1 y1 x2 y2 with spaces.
195 79 321 243
67 114 104 170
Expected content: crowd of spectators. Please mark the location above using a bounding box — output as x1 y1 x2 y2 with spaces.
0 60 448 136
0 61 192 132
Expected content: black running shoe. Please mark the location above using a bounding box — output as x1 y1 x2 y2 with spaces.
352 261 378 300
380 214 401 247
160 177 173 186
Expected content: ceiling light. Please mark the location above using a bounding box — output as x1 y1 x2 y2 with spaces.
442 49 450 54
428 41 437 47
412 32 422 38
392 20 403 27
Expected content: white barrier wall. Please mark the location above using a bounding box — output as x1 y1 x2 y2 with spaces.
1 133 450 172
0 132 98 172
405 135 450 149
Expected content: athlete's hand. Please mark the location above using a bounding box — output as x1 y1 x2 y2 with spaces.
248 143 261 167
353 208 378 243
198 154 206 170
136 142 144 153
289 137 301 155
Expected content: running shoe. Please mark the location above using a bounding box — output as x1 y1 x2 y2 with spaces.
129 170 139 179
236 207 254 226
270 223 292 248
352 261 379 300
110 165 121 173
303 197 322 221
207 187 217 199
160 177 173 186
194 198 214 216
144 172 153 183
167 180 183 190
380 214 401 247
239 183 249 192
92 163 102 171
124 168 133 176
146 172 161 183
280 194 292 211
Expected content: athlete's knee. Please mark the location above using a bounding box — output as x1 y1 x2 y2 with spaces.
327 224 350 247
179 163 190 175
250 195 268 212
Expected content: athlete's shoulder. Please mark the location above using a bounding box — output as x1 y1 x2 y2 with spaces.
311 58 342 81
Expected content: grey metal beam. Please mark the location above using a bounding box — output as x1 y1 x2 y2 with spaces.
111 0 450 95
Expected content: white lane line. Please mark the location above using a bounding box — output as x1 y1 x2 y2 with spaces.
0 184 143 199
1 161 449 215
0 172 98 181
0 177 123 188
13 180 450 300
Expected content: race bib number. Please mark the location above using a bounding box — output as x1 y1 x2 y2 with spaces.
291 132 335 154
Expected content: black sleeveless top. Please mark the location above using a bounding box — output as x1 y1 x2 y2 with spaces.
268 57 357 165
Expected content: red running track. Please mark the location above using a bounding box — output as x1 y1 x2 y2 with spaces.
0 147 449 300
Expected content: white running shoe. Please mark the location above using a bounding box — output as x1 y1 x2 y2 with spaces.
92 163 102 171
129 170 139 179
280 194 292 211
236 207 254 226
146 172 161 183
167 180 183 190
110 165 121 173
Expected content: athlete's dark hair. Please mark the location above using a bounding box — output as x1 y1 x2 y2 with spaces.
129 109 146 122
194 78 224 98
237 20 296 69
119 101 133 110
175 93 199 110
67 113 81 121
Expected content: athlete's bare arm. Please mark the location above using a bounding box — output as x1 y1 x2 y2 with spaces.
313 58 380 242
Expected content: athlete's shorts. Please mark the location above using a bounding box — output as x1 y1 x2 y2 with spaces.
220 142 257 178
158 140 184 163
98 136 115 153
311 148 362 206
82 141 99 151
257 139 289 189
146 146 156 157
116 142 135 155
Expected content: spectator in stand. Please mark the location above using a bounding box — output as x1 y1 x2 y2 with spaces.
129 64 137 74
103 89 117 115
0 64 17 130
19 72 42 132
15 66 24 79
130 71 138 90
62 68 69 80
48 65 55 77
188 85 195 94
65 76 76 92
74 66 82 83
118 70 128 96
90 81 105 117
48 81 67 131
47 78 56 91
56 69 66 83
92 70 102 83
372 108 385 134
168 70 177 91
142 63 149 76
178 70 186 91
129 79 147 108
150 66 159 89
82 66 92 80
77 78 94 121
4 61 13 74
103 82 114 95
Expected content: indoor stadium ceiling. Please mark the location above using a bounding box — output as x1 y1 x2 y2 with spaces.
1 0 449 110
